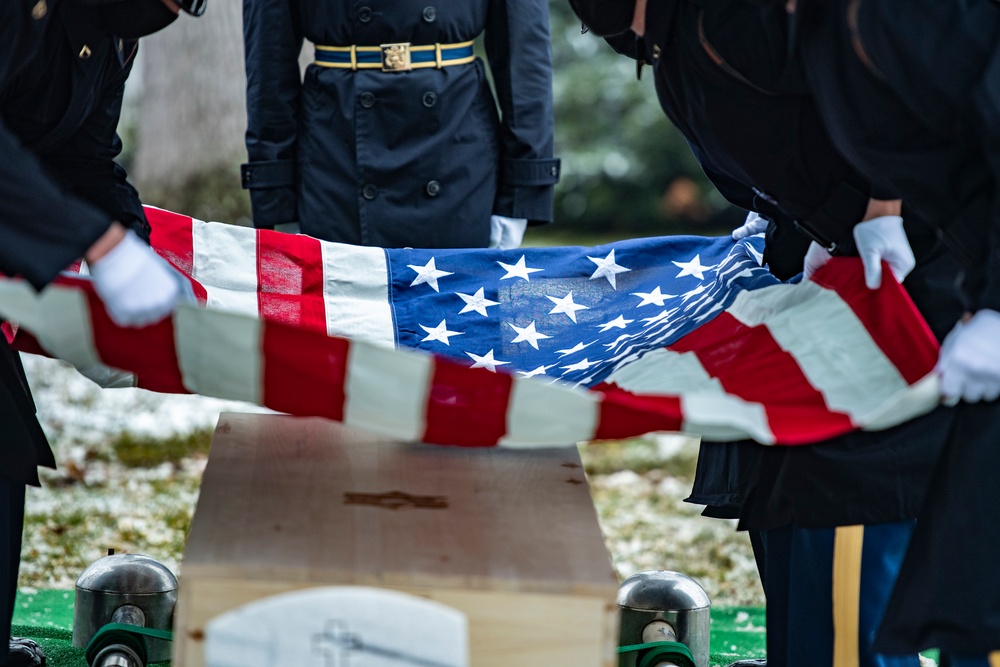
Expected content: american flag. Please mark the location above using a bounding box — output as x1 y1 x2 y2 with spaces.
0 207 942 447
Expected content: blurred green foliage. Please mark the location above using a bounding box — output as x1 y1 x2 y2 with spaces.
547 0 743 239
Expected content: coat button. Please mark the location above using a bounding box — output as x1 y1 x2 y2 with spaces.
358 6 372 22
425 180 441 197
422 6 436 22
422 91 437 108
363 184 378 199
360 92 375 108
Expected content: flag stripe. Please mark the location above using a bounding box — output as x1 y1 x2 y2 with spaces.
725 280 911 423
593 387 684 440
320 241 394 345
192 221 260 315
147 207 208 303
422 360 510 446
811 258 939 385
499 377 600 447
256 229 328 333
83 286 186 394
669 311 853 444
261 318 349 421
174 304 263 404
343 342 432 441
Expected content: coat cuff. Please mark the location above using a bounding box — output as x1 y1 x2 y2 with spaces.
241 160 296 190
501 157 561 187
242 160 297 229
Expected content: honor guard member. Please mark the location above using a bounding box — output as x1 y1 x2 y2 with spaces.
0 0 205 663
787 0 1000 662
240 0 561 249
567 1 964 666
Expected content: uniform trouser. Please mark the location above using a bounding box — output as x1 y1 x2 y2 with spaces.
0 476 25 666
762 521 919 667
875 401 1000 658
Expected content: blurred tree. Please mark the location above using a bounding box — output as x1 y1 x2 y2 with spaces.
129 0 252 226
547 0 742 238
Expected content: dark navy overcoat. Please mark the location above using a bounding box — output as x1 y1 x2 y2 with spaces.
241 0 561 247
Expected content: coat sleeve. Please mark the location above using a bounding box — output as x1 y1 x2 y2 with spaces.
241 0 303 230
485 0 561 225
42 41 149 241
0 117 111 290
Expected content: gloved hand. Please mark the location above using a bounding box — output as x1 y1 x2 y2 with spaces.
936 309 1000 403
851 214 915 289
802 240 833 281
89 229 182 327
732 211 768 240
489 215 528 250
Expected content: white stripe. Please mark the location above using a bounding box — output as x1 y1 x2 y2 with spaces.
605 347 773 443
861 373 941 431
0 280 101 369
343 342 431 441
174 303 263 403
606 346 724 395
320 242 394 346
191 220 260 316
681 392 774 444
727 280 909 423
499 377 600 447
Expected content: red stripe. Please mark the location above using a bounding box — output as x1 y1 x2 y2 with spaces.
668 312 855 445
261 319 348 421
255 228 328 333
145 206 207 303
421 359 510 447
70 277 188 393
592 383 684 440
811 258 938 385
7 326 47 356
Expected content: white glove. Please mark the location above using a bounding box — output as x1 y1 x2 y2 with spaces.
852 215 915 289
936 309 1000 403
732 211 768 240
802 241 833 281
489 215 528 250
89 230 181 327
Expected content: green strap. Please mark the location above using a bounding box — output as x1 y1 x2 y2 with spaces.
85 623 174 665
617 640 696 667
93 623 174 642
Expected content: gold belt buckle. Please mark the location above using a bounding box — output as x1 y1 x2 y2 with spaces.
381 42 412 72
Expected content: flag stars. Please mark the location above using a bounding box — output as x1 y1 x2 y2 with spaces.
419 320 464 346
466 349 510 372
597 315 634 332
546 291 589 323
557 341 594 357
561 358 599 373
517 365 552 379
508 321 551 350
672 254 715 280
587 249 631 289
498 255 543 281
632 286 675 307
408 257 454 292
456 287 499 317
